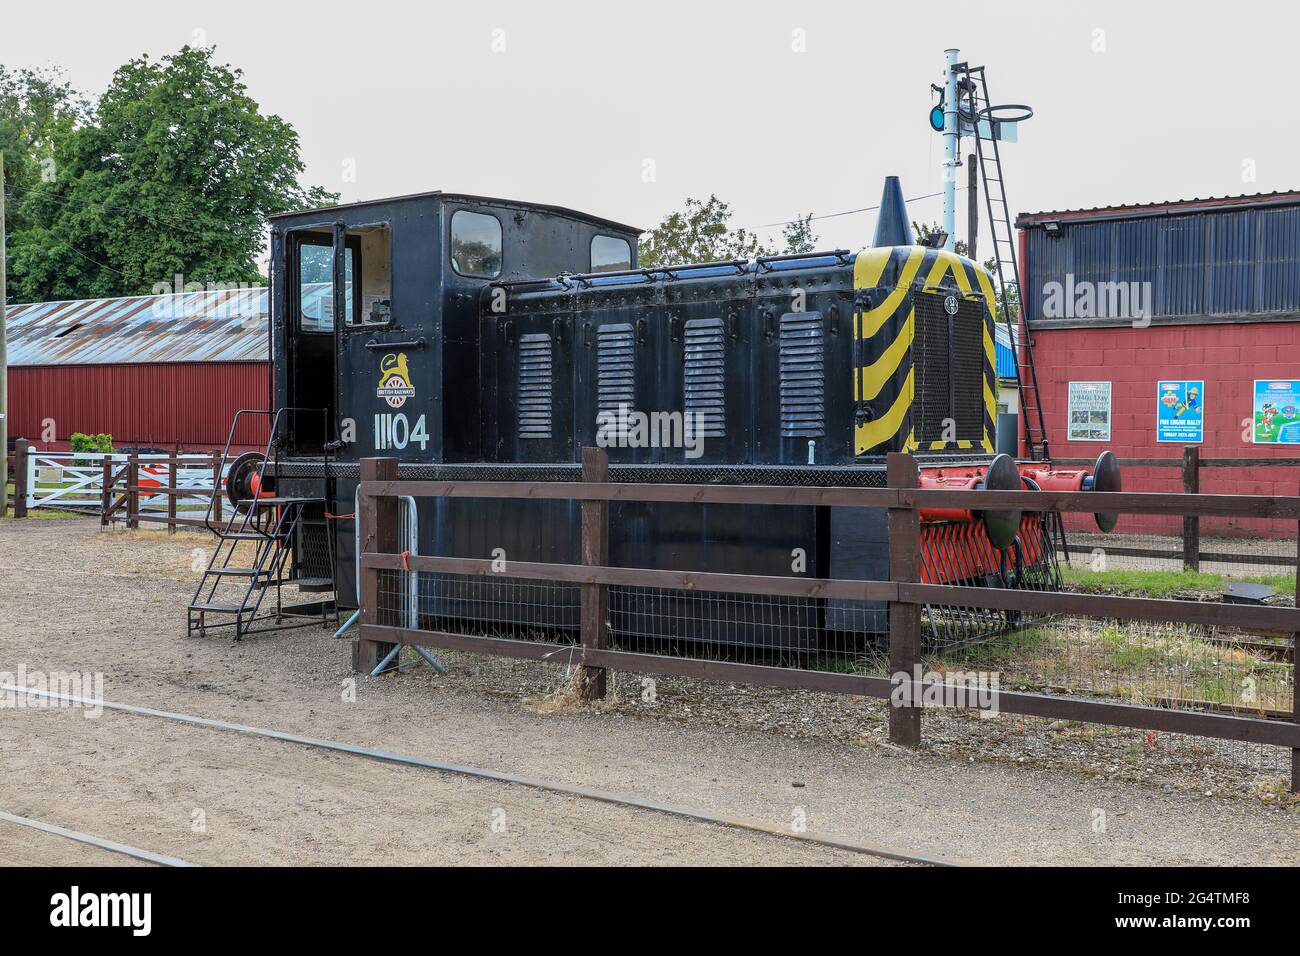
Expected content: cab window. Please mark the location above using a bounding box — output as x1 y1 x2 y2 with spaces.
450 210 503 278
297 239 355 333
591 234 632 273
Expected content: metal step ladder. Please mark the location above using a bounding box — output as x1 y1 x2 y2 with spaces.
188 407 338 640
963 63 1050 461
188 497 325 640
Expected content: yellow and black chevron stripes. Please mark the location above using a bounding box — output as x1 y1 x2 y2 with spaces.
852 246 998 456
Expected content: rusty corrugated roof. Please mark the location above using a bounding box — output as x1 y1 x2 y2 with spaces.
4 287 275 367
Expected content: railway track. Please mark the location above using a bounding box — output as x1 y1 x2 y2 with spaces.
0 809 196 867
2 684 962 868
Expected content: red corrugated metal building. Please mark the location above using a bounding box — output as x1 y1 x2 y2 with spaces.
6 287 271 453
1017 191 1300 537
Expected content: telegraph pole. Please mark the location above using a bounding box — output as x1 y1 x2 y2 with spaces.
967 152 979 259
1 151 8 518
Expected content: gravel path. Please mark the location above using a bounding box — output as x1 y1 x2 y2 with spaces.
0 517 1297 865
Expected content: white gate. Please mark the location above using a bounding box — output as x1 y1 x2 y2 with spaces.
25 452 227 513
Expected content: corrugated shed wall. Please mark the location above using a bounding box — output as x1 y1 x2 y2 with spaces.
8 362 270 451
1025 204 1300 320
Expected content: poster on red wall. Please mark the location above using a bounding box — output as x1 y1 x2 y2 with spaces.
1253 380 1300 444
1067 381 1112 441
1156 380 1204 443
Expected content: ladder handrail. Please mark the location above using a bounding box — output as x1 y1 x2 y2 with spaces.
202 408 271 536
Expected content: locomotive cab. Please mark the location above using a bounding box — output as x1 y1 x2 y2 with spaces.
267 192 641 463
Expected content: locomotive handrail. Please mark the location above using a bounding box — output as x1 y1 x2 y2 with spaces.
364 337 426 351
755 248 851 269
484 253 855 294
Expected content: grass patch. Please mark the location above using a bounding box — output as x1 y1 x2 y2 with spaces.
1062 567 1295 598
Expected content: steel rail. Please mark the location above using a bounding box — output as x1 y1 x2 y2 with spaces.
2 684 962 868
0 808 196 867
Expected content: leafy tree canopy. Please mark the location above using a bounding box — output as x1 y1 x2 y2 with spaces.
0 65 90 235
638 196 819 268
5 46 336 302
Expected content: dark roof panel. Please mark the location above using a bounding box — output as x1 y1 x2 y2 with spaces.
269 189 644 235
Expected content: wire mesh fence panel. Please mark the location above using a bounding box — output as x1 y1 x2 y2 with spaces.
930 613 1292 715
378 567 894 675
378 568 581 643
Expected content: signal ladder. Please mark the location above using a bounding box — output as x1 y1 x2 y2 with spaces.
961 63 1050 461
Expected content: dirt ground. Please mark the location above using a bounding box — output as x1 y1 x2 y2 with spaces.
0 516 1297 866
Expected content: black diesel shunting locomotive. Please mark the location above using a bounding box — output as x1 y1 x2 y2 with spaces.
191 178 1119 649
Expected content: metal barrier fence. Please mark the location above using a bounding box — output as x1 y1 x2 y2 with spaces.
355 450 1300 791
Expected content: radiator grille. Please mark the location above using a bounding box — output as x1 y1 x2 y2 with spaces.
596 323 636 414
683 318 725 437
912 293 986 445
950 304 985 441
517 332 553 439
778 311 825 437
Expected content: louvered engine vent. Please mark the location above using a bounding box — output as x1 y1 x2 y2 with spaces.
779 311 825 437
596 323 636 414
517 332 553 439
683 318 725 437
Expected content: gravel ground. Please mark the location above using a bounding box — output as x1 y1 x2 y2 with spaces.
0 516 1297 866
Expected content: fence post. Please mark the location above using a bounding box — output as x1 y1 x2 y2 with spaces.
578 446 610 702
353 456 400 674
126 454 139 530
100 456 112 527
13 439 29 519
1 438 7 519
211 454 223 524
167 451 177 534
887 451 922 747
1182 445 1200 572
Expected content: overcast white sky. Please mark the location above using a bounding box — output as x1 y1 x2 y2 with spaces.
3 0 1297 252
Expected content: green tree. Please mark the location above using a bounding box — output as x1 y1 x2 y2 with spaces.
0 65 89 244
639 195 766 268
9 46 336 302
781 213 818 254
638 197 821 268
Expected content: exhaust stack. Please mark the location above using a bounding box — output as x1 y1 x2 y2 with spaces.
872 175 915 248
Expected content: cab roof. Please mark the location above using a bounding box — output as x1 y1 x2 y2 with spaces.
268 189 643 236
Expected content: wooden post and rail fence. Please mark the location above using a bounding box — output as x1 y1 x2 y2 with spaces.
353 449 1300 791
